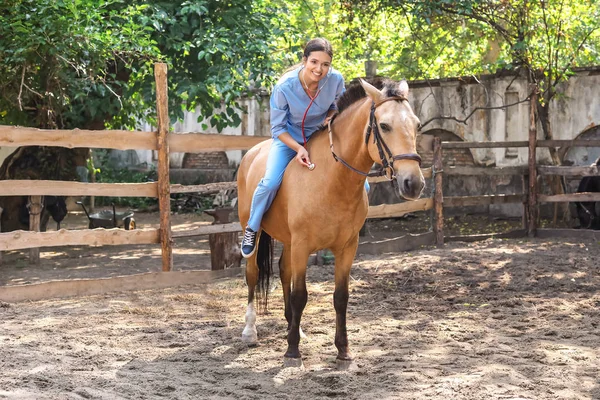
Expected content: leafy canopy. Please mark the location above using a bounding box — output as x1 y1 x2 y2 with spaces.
0 0 281 131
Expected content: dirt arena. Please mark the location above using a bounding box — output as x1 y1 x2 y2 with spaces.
2 230 600 399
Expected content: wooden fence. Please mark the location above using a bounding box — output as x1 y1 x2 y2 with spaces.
428 88 600 245
2 69 599 301
0 63 434 301
362 89 600 252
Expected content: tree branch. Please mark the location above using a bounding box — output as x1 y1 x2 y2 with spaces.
300 0 321 37
18 65 25 111
419 93 532 130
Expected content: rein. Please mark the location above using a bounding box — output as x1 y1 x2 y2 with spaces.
579 202 596 228
328 96 422 180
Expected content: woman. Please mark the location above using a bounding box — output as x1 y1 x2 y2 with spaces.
241 38 344 258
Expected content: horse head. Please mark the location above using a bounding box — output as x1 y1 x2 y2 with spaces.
360 79 425 200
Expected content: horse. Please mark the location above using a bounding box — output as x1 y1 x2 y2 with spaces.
15 195 67 231
237 78 425 369
575 157 600 230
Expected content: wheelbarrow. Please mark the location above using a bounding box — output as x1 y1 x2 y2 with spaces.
76 201 136 230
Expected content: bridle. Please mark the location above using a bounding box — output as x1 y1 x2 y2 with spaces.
578 202 596 229
328 96 422 180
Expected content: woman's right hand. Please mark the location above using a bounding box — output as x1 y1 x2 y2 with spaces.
295 146 312 168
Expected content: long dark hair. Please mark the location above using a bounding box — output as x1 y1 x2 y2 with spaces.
303 38 333 59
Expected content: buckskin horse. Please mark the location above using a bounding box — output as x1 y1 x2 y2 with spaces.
237 78 425 368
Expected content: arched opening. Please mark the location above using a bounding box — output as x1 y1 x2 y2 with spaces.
560 126 600 193
418 129 475 168
182 151 230 170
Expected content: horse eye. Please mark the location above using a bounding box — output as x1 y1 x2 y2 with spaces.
380 123 391 132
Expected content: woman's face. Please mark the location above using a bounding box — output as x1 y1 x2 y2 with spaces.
303 51 332 84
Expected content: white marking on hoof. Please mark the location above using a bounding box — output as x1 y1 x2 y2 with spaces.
241 304 258 345
336 358 357 371
283 357 304 369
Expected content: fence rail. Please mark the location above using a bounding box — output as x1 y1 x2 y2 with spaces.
2 71 599 301
430 89 600 241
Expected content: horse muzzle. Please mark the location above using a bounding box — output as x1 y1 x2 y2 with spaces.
395 171 425 200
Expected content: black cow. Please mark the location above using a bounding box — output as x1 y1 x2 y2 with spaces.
575 158 600 230
18 196 68 231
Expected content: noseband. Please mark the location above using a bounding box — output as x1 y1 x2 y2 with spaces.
329 96 422 179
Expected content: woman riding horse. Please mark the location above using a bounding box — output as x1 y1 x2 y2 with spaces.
238 58 425 368
240 38 351 258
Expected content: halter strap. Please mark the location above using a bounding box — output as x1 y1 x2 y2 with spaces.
329 96 422 179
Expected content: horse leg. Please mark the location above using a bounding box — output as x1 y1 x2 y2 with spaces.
280 245 308 340
283 245 310 367
242 256 259 345
332 238 359 370
280 245 292 329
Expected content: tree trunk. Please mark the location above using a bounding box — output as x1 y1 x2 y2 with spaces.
536 100 570 226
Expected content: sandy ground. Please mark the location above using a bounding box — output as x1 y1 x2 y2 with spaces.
0 211 217 286
1 235 600 399
1 208 530 286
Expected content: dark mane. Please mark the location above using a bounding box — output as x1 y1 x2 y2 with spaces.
336 77 405 114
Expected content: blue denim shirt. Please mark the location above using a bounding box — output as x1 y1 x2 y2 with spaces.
270 67 345 143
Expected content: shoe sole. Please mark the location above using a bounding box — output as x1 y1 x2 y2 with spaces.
241 248 256 259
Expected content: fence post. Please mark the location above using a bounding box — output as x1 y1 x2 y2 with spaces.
204 208 242 270
433 137 444 246
155 63 173 271
29 195 43 265
522 174 529 231
527 86 538 237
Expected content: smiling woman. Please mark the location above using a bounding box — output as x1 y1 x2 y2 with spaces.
239 38 345 259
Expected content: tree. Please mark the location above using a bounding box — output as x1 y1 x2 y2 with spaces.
404 0 600 222
125 0 282 131
0 0 285 230
403 1 600 151
0 0 283 131
0 0 159 130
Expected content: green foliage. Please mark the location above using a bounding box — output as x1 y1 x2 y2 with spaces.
92 149 158 209
117 0 281 131
0 0 159 129
404 1 600 92
0 0 282 133
1 0 598 134
272 0 600 87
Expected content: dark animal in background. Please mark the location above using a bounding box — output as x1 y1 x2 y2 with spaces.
18 196 68 231
575 158 600 230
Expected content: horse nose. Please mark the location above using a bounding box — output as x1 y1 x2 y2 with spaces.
403 176 422 193
399 174 425 199
403 178 412 193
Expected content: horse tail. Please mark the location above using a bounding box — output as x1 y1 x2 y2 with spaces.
256 230 273 312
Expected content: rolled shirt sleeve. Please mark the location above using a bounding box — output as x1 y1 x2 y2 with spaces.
270 86 289 139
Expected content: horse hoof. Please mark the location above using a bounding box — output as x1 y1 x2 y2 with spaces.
336 358 356 371
241 328 258 346
283 357 304 369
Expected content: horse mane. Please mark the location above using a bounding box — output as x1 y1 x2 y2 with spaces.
336 77 405 115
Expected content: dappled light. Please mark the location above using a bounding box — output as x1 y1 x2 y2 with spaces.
2 206 600 398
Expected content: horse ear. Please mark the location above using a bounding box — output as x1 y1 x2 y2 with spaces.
399 80 409 98
359 79 383 103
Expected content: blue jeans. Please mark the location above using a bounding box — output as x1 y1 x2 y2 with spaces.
247 138 370 231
